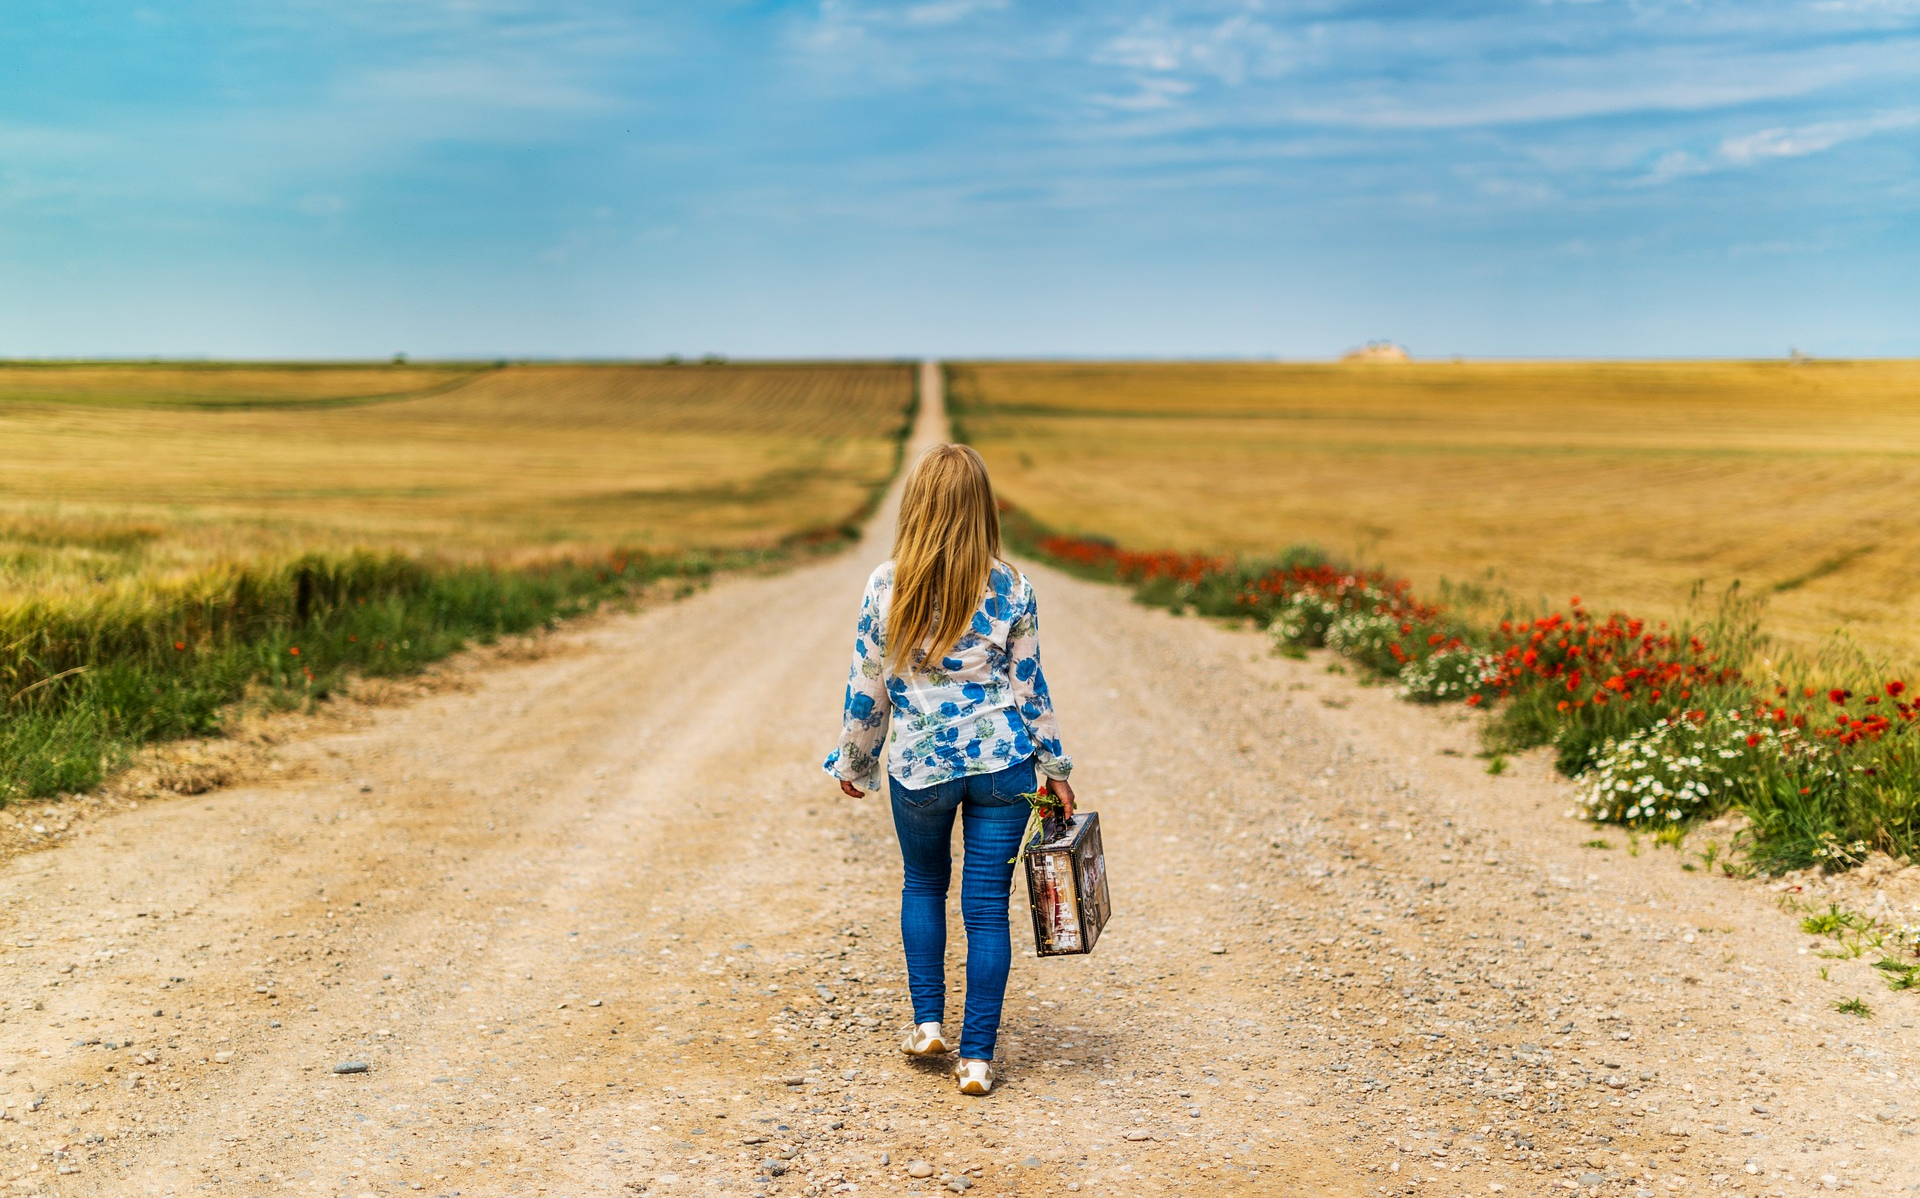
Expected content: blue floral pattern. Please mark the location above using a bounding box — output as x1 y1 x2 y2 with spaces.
824 560 1072 791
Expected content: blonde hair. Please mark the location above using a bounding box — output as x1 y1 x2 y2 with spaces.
887 443 1003 674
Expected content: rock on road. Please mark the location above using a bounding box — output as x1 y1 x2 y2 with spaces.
0 363 1916 1197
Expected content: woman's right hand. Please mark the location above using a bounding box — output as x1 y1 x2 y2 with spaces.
839 780 864 799
1046 776 1075 820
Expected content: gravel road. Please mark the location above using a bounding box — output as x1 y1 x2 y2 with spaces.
0 363 1916 1198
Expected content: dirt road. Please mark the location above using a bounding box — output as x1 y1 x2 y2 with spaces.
1 362 1916 1198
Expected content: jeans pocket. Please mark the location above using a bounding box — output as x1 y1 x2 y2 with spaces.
986 758 1039 806
894 779 951 810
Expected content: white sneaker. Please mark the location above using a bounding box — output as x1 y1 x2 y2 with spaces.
954 1058 995 1096
901 1022 948 1056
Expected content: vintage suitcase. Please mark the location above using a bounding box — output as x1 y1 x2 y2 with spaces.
1023 811 1110 956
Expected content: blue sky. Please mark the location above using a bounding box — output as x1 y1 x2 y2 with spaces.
2 1 1916 358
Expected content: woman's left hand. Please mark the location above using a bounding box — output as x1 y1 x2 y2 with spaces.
838 780 864 799
1046 776 1075 821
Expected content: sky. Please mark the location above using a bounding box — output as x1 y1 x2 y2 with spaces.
1 1 1916 359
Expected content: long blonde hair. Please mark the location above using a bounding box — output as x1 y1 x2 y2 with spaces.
887 443 1003 674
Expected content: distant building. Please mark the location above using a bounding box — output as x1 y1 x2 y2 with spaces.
1341 340 1410 363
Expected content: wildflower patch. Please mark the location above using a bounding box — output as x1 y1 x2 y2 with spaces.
1007 507 1920 876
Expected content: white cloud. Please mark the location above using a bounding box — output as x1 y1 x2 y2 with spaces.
1642 149 1713 183
1719 110 1920 162
1094 11 1292 89
1812 0 1920 12
803 0 1009 39
1639 108 1920 183
297 193 348 216
899 0 1010 26
1092 75 1198 111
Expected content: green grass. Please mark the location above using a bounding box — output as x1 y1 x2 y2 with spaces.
1800 905 1870 937
1 545 822 801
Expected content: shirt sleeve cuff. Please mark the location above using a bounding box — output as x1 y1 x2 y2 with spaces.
824 753 883 792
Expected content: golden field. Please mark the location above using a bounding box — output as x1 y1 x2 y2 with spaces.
2 362 915 598
0 361 914 798
951 359 1920 667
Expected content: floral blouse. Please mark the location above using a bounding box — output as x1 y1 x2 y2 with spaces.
824 559 1072 791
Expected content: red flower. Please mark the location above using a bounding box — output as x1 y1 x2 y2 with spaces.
1745 733 1762 747
1465 694 1483 707
1828 688 1849 704
1889 681 1907 697
173 641 186 651
289 647 301 656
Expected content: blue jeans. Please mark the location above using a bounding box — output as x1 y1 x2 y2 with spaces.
888 757 1036 1060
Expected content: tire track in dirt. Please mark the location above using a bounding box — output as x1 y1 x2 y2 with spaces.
0 362 1914 1198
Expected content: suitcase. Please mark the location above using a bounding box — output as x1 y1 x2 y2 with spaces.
1023 811 1110 956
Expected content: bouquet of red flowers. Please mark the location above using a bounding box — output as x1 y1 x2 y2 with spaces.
1012 787 1071 860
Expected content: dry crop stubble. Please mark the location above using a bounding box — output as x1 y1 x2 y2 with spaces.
2 361 913 593
950 358 1920 667
0 360 486 408
0 361 915 798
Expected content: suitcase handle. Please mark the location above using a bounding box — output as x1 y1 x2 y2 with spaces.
1011 790 1069 864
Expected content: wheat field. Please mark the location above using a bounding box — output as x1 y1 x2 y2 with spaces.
2 362 915 599
951 359 1920 667
0 361 488 408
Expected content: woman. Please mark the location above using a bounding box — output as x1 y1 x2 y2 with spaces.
824 443 1075 1097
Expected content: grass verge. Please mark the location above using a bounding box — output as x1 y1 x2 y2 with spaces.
1 537 868 803
1002 506 1919 877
